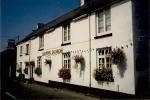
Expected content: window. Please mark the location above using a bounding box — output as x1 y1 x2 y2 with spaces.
39 35 44 50
97 7 111 34
20 62 22 71
97 47 112 68
20 62 22 68
20 46 23 56
63 24 70 43
37 56 42 68
63 52 71 70
26 44 29 55
96 47 114 82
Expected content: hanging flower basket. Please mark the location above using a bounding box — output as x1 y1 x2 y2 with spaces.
73 55 84 63
30 61 35 66
24 67 28 74
58 68 71 80
93 67 114 82
25 61 35 67
34 67 42 76
45 59 51 65
111 48 126 65
17 67 22 73
25 61 30 66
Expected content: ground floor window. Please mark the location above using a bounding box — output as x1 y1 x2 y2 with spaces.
94 47 114 82
17 62 22 73
35 56 42 76
37 56 42 68
97 47 112 68
58 52 71 80
63 52 71 70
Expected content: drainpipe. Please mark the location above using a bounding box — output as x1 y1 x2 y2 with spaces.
89 13 91 88
29 39 31 78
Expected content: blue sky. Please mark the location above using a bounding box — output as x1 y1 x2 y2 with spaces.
1 0 80 51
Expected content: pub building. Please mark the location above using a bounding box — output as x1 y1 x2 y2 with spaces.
16 0 149 96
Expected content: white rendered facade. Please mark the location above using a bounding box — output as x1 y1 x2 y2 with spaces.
16 0 137 94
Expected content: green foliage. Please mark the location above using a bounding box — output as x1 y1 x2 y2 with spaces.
24 67 28 74
34 67 42 76
73 55 84 63
58 68 71 80
45 59 51 65
93 67 114 82
111 48 126 65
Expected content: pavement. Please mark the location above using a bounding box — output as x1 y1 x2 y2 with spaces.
2 79 100 100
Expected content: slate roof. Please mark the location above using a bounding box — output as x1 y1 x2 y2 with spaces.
17 0 123 45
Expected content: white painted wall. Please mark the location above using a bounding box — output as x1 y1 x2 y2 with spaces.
90 0 135 94
16 41 30 79
16 0 135 94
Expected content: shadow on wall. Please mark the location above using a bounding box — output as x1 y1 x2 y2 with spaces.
73 56 86 78
112 48 127 78
117 60 127 78
80 58 86 77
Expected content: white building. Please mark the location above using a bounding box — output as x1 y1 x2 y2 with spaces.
16 0 149 95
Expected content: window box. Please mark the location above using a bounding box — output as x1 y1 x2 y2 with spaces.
93 67 114 82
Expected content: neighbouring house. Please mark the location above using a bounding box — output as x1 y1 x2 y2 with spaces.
16 0 149 96
1 39 17 92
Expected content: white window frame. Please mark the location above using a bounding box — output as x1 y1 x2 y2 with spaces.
96 7 111 36
39 35 44 50
63 24 70 43
20 46 23 56
96 47 112 69
63 52 71 70
26 44 29 55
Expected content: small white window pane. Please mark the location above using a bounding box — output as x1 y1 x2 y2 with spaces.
98 11 104 33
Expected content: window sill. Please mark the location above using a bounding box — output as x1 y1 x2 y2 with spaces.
94 33 112 39
61 42 71 46
38 48 44 51
25 53 29 55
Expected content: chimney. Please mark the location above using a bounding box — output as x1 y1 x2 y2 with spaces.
80 0 91 6
80 0 85 6
37 23 44 29
7 39 15 49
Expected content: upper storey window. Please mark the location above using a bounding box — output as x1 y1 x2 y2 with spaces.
20 46 23 56
39 35 44 50
97 7 111 34
26 44 29 55
63 52 71 70
63 24 70 43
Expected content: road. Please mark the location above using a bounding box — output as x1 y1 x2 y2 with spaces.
2 80 99 100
